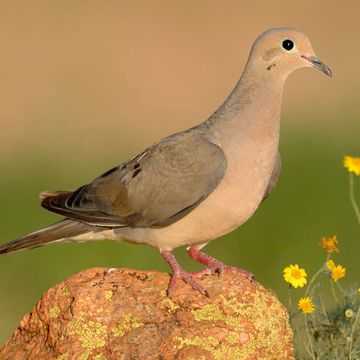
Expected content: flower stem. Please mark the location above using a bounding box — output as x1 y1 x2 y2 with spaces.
335 280 346 296
303 314 316 360
349 173 360 226
304 267 323 298
288 287 292 311
330 279 339 302
302 267 323 359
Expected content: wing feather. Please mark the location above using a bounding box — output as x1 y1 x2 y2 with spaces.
42 131 227 227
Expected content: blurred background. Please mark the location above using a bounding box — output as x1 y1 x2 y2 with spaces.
0 0 359 345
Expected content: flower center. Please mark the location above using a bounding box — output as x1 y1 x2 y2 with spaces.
352 158 360 167
291 269 302 279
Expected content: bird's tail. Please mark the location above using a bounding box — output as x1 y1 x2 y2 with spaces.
0 219 93 255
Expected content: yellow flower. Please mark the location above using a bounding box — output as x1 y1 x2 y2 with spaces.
326 259 335 270
321 235 339 253
331 264 346 282
326 260 346 281
298 297 314 314
343 155 360 176
283 264 307 288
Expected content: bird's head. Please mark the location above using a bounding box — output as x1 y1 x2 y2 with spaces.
247 28 332 79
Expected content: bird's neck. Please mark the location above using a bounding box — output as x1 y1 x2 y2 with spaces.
205 68 286 145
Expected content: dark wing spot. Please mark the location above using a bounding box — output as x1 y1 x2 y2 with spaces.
132 168 142 178
134 164 140 169
99 166 120 178
266 63 276 71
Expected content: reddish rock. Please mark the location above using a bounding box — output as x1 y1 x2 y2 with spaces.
0 268 295 360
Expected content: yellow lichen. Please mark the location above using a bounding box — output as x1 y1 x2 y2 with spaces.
175 335 243 360
176 336 219 352
67 317 107 353
212 345 243 360
112 314 144 338
226 331 239 344
56 354 68 360
191 296 244 331
49 304 60 319
94 355 107 360
112 326 125 338
162 297 180 313
96 307 104 314
192 304 224 322
221 292 247 315
183 290 291 359
241 290 292 358
104 290 113 300
62 288 71 297
78 351 91 360
145 273 156 281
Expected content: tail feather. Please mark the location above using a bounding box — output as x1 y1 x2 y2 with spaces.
0 219 93 255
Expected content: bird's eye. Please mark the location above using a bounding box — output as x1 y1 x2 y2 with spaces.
282 39 294 51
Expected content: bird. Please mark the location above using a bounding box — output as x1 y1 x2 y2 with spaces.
0 28 332 296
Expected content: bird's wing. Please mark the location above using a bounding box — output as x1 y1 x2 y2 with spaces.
42 131 227 227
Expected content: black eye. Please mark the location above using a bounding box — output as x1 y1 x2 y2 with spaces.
282 39 294 51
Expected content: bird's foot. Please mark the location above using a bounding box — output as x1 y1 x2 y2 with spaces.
161 250 211 297
167 268 210 297
187 246 255 282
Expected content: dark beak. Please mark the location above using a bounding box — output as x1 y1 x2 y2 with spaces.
301 55 332 77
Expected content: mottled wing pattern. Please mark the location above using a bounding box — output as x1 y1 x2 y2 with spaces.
42 131 227 227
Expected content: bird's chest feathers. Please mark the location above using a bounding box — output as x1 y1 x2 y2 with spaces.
215 128 279 222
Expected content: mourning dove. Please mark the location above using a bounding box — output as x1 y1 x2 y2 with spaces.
0 28 332 296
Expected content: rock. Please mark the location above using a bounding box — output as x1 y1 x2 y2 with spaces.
0 268 295 360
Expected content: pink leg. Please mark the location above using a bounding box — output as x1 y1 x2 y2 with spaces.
161 250 211 297
187 246 254 282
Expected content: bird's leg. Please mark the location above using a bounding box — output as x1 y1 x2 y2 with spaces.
161 250 211 297
187 245 254 282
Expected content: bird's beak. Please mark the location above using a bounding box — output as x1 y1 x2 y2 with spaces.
301 55 332 77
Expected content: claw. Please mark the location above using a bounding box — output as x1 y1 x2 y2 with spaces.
187 246 255 283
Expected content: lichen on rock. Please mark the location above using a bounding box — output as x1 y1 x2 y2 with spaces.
0 267 295 359
112 314 144 337
49 304 60 319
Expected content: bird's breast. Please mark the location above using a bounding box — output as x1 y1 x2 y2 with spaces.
206 135 279 228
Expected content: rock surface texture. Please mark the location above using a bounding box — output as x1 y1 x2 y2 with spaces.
0 268 295 360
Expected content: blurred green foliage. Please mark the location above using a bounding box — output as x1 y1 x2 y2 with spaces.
0 122 359 345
